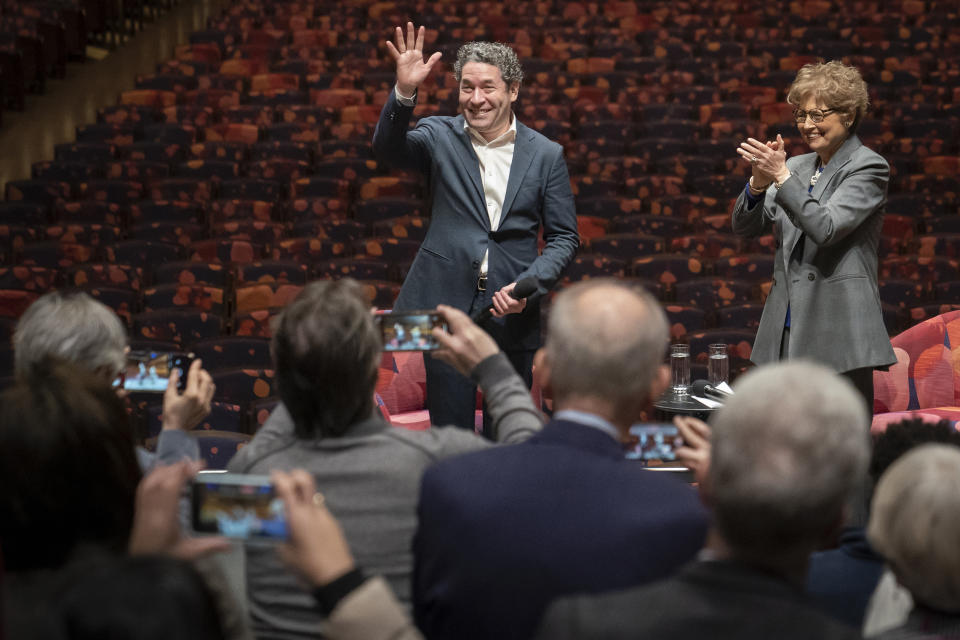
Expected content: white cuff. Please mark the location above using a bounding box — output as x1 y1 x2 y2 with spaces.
394 85 416 106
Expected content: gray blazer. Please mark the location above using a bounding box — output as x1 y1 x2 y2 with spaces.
732 135 896 373
373 92 579 351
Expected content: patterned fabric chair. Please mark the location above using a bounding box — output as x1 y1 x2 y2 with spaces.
236 261 308 285
0 290 40 318
311 258 392 282
194 431 251 470
272 237 347 262
190 239 263 265
129 222 205 247
588 233 666 259
134 309 223 345
191 337 273 372
715 303 765 331
610 215 685 238
142 284 227 315
208 199 274 225
0 266 58 292
674 278 757 309
67 264 142 292
353 198 425 224
873 310 960 431
145 401 247 439
713 254 777 281
663 305 708 339
235 283 303 314
232 309 277 338
353 238 421 264
211 368 276 405
83 287 139 326
0 203 47 227
152 261 231 288
108 240 184 269
631 254 707 289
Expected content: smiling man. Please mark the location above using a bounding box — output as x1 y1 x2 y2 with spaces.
373 23 579 434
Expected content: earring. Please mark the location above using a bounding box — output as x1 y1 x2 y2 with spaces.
844 121 851 127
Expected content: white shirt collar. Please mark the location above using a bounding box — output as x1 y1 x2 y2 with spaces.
465 113 517 146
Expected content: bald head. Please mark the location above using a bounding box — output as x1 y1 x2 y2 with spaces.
544 280 669 420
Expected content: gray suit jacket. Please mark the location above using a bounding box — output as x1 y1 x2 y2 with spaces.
732 135 896 373
373 92 579 351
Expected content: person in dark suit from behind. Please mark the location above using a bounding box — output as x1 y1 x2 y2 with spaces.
537 360 869 640
413 279 709 640
373 23 579 434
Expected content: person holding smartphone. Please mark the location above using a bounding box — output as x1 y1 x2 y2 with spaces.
12 290 216 468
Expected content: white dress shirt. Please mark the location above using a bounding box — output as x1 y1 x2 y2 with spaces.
467 118 516 275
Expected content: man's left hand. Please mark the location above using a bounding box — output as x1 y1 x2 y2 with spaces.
491 282 528 318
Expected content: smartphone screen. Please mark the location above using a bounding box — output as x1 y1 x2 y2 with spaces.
626 424 683 462
190 473 287 543
117 351 193 393
377 311 447 351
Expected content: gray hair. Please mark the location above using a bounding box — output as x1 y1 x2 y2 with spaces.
14 291 127 379
545 279 669 413
709 361 869 563
454 42 523 87
868 444 960 613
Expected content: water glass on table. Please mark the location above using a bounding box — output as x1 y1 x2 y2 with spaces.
670 343 690 395
708 343 729 386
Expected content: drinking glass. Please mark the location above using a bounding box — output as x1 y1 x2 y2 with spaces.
670 344 690 395
708 343 729 386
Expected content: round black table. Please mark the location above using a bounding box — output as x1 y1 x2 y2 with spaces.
653 391 718 422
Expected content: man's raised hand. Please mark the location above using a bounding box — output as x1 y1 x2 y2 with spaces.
385 22 442 97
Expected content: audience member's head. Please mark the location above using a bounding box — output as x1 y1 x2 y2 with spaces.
869 417 960 482
0 360 142 571
539 279 669 429
707 361 869 570
55 555 227 640
272 279 380 439
868 444 960 613
13 290 127 381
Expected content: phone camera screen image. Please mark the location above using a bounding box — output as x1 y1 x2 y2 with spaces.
626 424 683 462
191 475 287 542
119 351 173 393
117 351 193 393
378 312 447 352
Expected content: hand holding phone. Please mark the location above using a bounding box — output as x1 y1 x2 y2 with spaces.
273 470 356 587
191 473 288 544
161 358 215 432
377 310 447 351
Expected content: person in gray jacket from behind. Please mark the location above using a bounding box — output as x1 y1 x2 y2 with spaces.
227 278 544 639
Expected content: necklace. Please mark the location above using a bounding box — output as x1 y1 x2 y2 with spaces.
810 164 824 188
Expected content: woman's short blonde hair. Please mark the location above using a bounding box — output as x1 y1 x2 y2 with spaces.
786 60 870 132
867 444 960 613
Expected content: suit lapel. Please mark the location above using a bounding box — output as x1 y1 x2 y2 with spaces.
811 135 861 201
451 118 488 226
500 121 535 219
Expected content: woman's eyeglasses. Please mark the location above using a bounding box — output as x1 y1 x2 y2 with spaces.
793 108 837 123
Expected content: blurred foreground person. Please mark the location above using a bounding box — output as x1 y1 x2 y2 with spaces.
867 444 960 639
538 361 868 640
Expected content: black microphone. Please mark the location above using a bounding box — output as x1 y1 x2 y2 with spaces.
690 379 734 402
471 277 539 324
